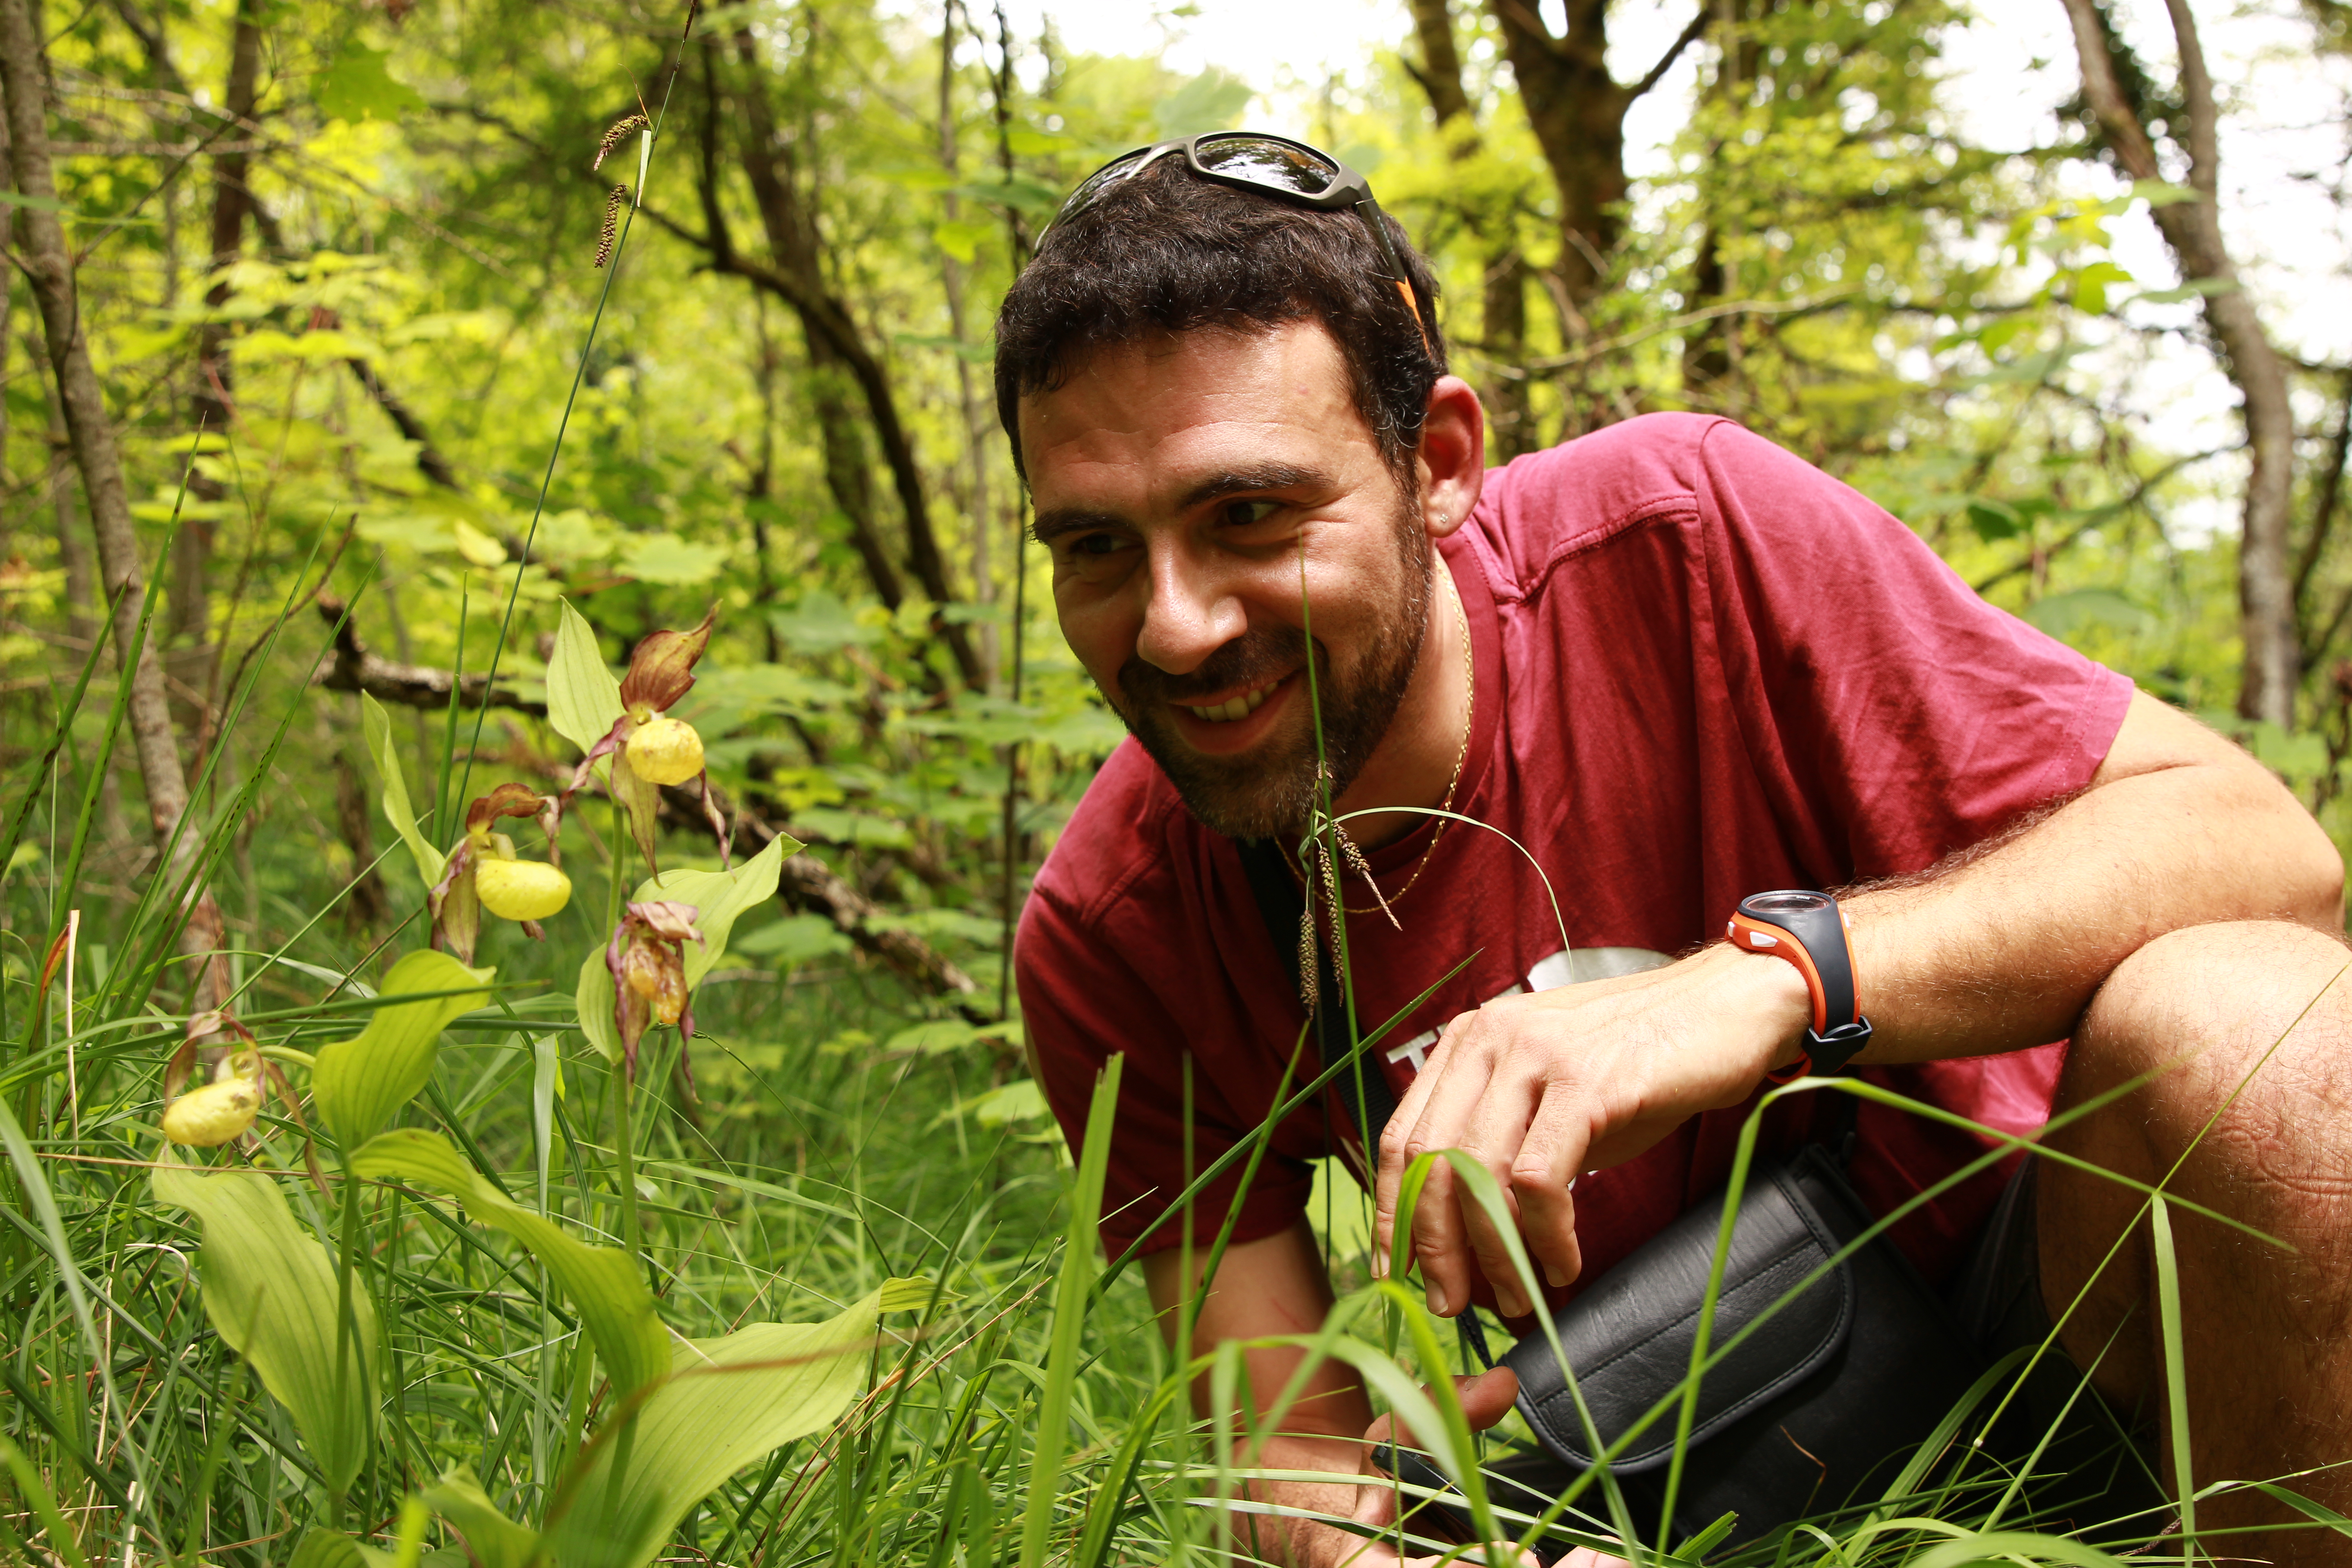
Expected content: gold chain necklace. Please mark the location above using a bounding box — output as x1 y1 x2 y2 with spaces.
1286 559 1474 917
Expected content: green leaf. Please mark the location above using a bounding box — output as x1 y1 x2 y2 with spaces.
931 219 996 265
362 692 445 887
315 40 425 123
0 188 72 214
1153 67 1257 140
347 1129 671 1402
2071 260 2132 316
1966 496 2024 541
0 1434 91 1568
289 1531 393 1568
576 944 621 1063
547 599 625 759
2132 178 2202 208
886 1019 980 1055
151 1156 378 1494
878 1274 949 1312
417 1468 538 1568
543 1288 883 1568
727 912 852 967
1019 1056 1123 1568
638 832 796 986
310 951 494 1150
619 531 729 586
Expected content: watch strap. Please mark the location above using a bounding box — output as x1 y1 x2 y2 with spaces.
1726 891 1873 1080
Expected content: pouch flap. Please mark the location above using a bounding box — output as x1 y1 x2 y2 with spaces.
1503 1160 1854 1474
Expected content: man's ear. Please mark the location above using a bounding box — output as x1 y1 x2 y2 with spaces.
1416 376 1487 539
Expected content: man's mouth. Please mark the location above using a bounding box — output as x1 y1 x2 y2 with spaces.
1183 677 1282 724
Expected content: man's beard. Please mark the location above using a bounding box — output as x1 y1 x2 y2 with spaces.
1107 504 1434 842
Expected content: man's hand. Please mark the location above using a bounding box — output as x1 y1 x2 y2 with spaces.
1341 1367 1626 1568
1374 944 1811 1318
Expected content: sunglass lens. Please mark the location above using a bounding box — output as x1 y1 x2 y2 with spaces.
1192 134 1336 195
1057 150 1150 221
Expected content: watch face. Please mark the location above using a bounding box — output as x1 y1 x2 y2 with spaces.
1744 890 1831 916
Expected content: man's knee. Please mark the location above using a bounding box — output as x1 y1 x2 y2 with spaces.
2070 919 2352 1118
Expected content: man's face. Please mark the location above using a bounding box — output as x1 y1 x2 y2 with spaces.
1019 322 1432 840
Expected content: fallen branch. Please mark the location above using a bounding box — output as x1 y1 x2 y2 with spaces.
311 596 543 713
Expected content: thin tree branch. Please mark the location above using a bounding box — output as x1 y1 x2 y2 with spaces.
1632 6 1712 102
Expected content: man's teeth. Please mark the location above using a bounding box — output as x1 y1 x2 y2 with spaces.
1187 682 1276 723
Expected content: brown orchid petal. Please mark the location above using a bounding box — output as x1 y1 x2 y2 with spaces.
564 715 633 803
429 840 482 964
466 780 555 833
617 604 716 712
696 772 731 871
612 745 664 871
626 899 705 944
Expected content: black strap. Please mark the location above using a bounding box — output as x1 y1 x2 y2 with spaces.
1232 838 1401 1156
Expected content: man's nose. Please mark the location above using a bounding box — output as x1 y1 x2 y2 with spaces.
1134 545 1248 677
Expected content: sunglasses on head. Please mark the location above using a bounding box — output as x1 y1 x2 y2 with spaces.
1049 131 1432 350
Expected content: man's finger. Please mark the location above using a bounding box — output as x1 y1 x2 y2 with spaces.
1374 1013 1475 1271
1361 1366 1522 1453
1510 1083 1594 1290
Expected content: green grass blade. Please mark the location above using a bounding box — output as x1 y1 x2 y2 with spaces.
0 1433 91 1568
1019 1052 1123 1568
2149 1195 2195 1555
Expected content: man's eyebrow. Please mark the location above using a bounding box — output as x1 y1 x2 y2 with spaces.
1030 464 1334 544
1176 463 1329 512
1031 507 1123 545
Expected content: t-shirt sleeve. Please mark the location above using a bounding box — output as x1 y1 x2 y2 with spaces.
1016 876 1317 1261
1693 421 2134 876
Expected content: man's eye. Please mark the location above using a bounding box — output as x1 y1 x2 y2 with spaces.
1221 500 1281 527
1068 532 1126 558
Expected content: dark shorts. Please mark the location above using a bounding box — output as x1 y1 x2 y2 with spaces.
1948 1156 2167 1533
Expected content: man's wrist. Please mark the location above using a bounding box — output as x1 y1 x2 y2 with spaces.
1700 940 1815 1079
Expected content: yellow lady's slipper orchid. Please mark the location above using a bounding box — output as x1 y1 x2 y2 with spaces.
625 714 705 786
429 784 568 961
162 1071 263 1147
475 854 573 921
563 607 729 872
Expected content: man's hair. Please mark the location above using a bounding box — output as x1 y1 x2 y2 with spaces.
993 155 1447 486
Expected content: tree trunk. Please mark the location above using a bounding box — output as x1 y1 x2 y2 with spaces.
2059 0 2298 726
939 0 999 681
0 0 227 1004
1489 0 1704 307
1406 0 1537 459
175 0 263 681
715 29 984 687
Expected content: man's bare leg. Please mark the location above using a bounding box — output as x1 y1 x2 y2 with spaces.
2042 919 2352 1565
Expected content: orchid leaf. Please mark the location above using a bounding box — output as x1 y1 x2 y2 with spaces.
310 950 493 1150
362 692 445 887
543 1285 883 1568
151 1153 377 1494
547 598 624 762
347 1128 670 1401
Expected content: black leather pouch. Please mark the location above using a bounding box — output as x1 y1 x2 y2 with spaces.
1385 1147 1989 1559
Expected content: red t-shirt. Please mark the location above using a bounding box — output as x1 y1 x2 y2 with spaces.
1016 414 2133 1294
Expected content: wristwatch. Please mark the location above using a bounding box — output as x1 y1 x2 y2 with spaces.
1726 890 1873 1081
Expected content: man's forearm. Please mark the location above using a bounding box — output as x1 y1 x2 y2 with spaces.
1846 692 2343 1065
